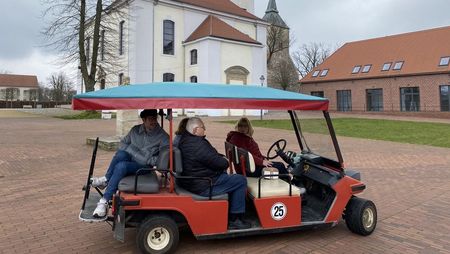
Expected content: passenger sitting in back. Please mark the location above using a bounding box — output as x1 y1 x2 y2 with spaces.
178 117 251 230
173 117 189 147
226 117 289 179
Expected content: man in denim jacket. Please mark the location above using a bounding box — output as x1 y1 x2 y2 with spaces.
91 109 169 217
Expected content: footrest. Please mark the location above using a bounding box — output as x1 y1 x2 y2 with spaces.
79 192 108 222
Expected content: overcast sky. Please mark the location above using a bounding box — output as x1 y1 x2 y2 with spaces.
1 0 449 84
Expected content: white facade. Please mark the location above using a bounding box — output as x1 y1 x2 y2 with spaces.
93 0 267 117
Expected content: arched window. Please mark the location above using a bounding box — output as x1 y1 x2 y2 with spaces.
190 49 197 65
163 20 174 55
100 79 106 90
163 73 175 82
85 36 91 63
190 76 198 83
119 21 125 55
118 73 124 85
100 30 105 61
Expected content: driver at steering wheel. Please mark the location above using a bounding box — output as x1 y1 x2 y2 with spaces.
226 117 289 180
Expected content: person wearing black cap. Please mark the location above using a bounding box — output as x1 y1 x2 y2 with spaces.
91 109 169 217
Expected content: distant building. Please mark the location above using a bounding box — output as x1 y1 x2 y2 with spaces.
88 0 268 117
299 26 450 113
0 74 39 101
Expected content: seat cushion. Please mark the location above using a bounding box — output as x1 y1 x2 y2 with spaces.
118 172 160 194
246 177 304 198
174 182 228 200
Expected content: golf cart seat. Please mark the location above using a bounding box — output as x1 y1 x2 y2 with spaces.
117 149 174 194
235 146 304 198
173 147 228 201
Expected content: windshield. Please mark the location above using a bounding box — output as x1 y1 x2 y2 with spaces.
294 110 340 163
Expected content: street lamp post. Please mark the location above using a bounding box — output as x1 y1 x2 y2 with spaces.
259 75 265 121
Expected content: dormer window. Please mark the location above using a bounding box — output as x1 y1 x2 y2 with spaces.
393 61 404 70
439 56 450 66
382 62 392 71
320 69 329 77
362 65 372 73
352 65 361 74
312 70 320 77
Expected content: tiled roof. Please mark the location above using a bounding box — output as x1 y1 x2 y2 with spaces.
301 26 450 83
185 15 261 45
0 74 39 88
173 0 262 21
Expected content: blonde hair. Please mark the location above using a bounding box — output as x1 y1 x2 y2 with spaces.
175 117 189 135
235 117 254 137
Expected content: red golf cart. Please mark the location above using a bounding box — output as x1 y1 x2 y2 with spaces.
74 82 377 254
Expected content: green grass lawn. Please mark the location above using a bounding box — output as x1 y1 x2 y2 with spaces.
222 118 450 148
55 110 103 120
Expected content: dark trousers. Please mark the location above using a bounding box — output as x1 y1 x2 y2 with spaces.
199 173 247 214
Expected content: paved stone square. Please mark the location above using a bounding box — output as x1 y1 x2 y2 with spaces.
0 113 449 253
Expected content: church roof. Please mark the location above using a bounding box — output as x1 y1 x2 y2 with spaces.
185 15 262 45
262 0 288 28
173 0 262 21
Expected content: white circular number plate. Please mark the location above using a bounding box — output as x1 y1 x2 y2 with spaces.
271 202 287 221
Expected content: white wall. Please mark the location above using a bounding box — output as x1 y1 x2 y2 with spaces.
153 4 184 82
129 0 154 84
230 0 255 14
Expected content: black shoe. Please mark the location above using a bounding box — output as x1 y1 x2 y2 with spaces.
228 218 251 230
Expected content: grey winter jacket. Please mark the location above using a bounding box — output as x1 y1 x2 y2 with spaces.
119 124 169 166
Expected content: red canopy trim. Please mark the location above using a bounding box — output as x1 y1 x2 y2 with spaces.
73 98 329 111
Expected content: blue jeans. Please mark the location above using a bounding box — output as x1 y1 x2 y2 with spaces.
103 150 145 201
199 173 247 214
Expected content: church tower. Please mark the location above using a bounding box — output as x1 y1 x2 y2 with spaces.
263 0 298 91
231 0 255 14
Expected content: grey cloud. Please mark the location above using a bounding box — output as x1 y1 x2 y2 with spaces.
0 0 47 59
255 0 450 47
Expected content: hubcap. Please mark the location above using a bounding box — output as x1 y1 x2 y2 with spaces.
362 207 375 230
147 227 170 251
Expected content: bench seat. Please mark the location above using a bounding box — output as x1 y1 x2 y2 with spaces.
246 177 304 198
174 181 228 201
118 172 160 194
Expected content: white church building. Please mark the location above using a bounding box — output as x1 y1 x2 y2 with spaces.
91 0 268 117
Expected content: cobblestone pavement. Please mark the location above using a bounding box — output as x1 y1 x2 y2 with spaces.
0 115 449 254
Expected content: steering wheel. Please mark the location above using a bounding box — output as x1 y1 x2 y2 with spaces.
266 139 287 160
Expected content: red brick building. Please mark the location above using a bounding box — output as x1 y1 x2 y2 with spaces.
299 26 450 113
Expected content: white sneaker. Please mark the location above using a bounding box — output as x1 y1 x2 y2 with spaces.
91 176 108 189
93 198 108 218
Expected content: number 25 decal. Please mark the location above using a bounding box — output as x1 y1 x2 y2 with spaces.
271 202 287 221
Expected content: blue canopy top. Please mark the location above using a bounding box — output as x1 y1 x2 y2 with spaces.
73 82 328 110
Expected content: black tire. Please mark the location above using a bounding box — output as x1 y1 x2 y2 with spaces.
344 197 377 236
136 215 179 254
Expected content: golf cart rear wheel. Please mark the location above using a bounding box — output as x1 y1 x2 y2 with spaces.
137 215 179 254
344 197 377 236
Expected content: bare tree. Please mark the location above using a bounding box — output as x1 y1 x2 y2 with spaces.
5 88 20 108
0 70 12 74
267 25 295 65
271 60 298 91
292 42 335 78
48 72 74 104
42 0 126 92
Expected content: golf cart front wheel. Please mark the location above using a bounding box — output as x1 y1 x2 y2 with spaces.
344 197 377 236
137 215 179 254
